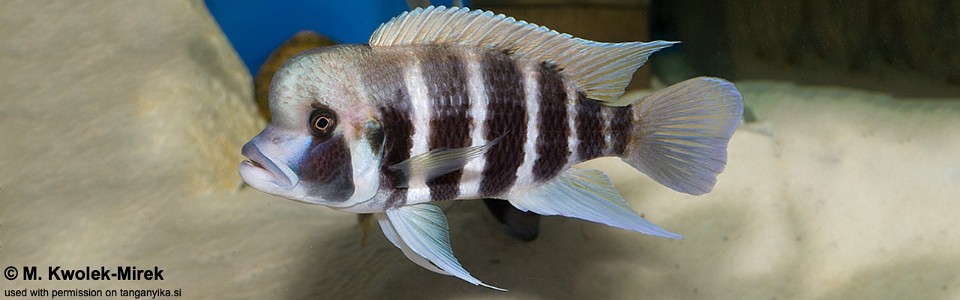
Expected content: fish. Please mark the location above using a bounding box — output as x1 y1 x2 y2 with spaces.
238 6 743 290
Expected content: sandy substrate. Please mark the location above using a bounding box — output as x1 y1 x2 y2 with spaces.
2 1 959 299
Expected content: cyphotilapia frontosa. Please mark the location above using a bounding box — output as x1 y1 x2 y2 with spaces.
239 6 743 290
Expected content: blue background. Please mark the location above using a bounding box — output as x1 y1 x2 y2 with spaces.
206 0 467 73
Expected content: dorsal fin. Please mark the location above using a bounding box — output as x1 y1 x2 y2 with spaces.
369 6 676 102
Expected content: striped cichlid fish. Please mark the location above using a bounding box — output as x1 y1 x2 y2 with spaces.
239 6 743 290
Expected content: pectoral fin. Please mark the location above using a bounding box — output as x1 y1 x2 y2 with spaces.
388 136 501 188
379 204 505 291
510 168 682 239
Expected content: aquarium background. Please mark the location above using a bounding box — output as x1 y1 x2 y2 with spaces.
649 0 960 97
2 0 958 299
205 0 467 74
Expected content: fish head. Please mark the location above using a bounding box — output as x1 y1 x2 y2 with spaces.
239 46 383 209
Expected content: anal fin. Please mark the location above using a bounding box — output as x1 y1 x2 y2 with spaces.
510 168 682 239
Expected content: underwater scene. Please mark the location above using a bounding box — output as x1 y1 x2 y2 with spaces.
2 0 958 299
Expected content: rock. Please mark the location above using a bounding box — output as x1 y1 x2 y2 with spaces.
0 0 262 197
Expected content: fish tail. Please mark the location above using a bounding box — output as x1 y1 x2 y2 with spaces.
621 77 743 195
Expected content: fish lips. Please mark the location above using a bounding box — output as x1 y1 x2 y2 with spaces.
239 141 296 190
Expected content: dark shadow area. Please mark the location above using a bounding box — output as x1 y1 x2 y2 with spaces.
651 0 960 97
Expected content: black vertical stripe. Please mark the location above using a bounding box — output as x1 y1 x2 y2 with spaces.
479 50 527 197
421 47 471 201
299 135 354 201
576 93 606 161
610 105 633 156
379 88 413 208
358 51 411 208
532 63 569 182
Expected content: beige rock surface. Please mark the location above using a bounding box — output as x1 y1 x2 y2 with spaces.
2 1 959 299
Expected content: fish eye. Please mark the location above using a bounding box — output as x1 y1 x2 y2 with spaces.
309 108 337 137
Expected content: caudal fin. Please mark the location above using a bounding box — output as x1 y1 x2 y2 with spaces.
622 77 743 195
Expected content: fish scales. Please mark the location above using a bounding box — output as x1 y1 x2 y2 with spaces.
610 105 633 156
451 48 490 199
402 46 433 204
531 62 569 182
514 60 541 199
575 93 607 161
478 49 527 198
368 50 414 208
421 47 471 201
564 84 582 167
378 100 414 208
239 6 744 290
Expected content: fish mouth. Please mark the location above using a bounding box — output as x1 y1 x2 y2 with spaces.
239 142 294 189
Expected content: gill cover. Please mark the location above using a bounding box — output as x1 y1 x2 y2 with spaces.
337 118 385 207
298 116 385 208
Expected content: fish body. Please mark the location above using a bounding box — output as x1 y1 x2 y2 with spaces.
239 6 743 290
